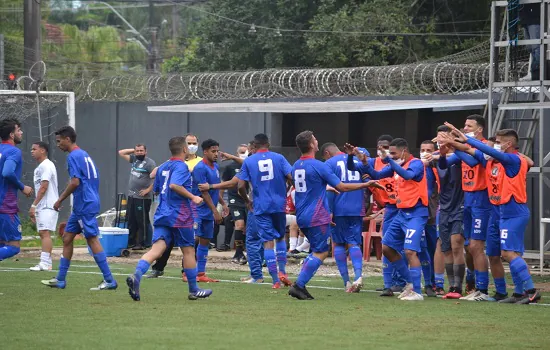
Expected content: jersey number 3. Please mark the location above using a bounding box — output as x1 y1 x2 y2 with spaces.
258 159 274 181
294 169 307 192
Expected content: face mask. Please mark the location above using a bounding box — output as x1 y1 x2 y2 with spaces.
494 144 502 152
377 150 384 158
188 144 198 154
465 132 475 138
436 142 441 149
394 158 405 165
484 154 492 160
135 155 145 161
239 151 249 160
420 152 429 160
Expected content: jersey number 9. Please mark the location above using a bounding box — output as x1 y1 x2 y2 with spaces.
258 159 274 181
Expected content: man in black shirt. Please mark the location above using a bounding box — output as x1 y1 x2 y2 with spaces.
221 144 249 264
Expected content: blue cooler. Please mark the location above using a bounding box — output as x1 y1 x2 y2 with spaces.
87 227 129 257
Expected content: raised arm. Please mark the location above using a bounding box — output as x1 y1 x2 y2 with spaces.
118 148 134 163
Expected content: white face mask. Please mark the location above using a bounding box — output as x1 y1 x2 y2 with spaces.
188 144 198 154
493 144 502 152
394 158 405 165
420 152 429 160
377 150 385 158
465 132 475 138
484 154 492 160
239 151 249 159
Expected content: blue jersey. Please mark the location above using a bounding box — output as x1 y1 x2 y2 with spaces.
153 158 194 227
325 153 365 217
192 160 221 220
292 157 341 228
67 148 100 215
239 150 292 215
442 152 490 209
0 143 23 214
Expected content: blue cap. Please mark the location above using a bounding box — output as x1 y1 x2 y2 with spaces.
357 147 370 157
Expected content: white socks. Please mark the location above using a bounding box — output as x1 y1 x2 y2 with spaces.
40 252 52 266
289 237 298 251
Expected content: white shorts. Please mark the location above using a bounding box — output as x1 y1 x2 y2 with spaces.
36 209 59 232
286 214 296 227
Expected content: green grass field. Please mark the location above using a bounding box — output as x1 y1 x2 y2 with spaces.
2 258 549 350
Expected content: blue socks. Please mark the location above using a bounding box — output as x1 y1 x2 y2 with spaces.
410 266 422 294
390 258 411 284
382 256 393 289
466 268 475 283
56 257 71 282
494 277 507 295
348 245 363 281
264 248 279 283
0 245 20 260
275 240 287 274
418 248 432 286
135 259 150 280
184 268 198 293
475 270 489 293
93 251 114 283
296 255 322 288
435 273 445 289
196 244 209 274
510 257 535 293
334 245 350 286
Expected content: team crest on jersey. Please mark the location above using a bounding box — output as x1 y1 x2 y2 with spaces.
138 162 144 168
193 222 199 230
17 224 22 233
491 166 499 176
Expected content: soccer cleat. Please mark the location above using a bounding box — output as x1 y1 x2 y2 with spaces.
380 288 394 297
241 277 264 284
390 285 405 293
435 287 446 296
238 255 248 265
424 286 436 297
145 270 164 278
487 292 508 302
41 277 66 289
188 288 213 300
401 291 424 301
126 275 140 301
516 290 542 305
30 263 52 271
302 286 315 300
216 244 231 252
348 277 363 293
466 290 489 301
231 257 240 264
289 283 313 300
442 288 462 299
90 280 118 291
498 293 525 304
272 282 282 289
459 290 479 301
197 273 219 283
397 283 414 299
345 281 353 293
278 272 292 287
182 271 188 282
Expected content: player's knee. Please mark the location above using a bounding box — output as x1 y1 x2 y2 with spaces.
489 255 502 265
500 250 518 262
404 249 417 260
235 221 245 231
5 245 20 257
38 230 51 239
62 233 75 245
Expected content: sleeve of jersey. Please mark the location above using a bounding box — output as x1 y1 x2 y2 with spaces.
193 166 207 185
67 156 81 179
471 150 487 166
389 158 422 181
153 171 161 193
282 157 292 176
170 164 191 187
1 159 24 190
129 154 135 164
318 162 341 188
238 160 250 181
466 137 520 174
454 150 479 167
346 154 357 171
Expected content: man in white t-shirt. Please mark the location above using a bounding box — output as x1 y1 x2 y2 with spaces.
29 142 59 271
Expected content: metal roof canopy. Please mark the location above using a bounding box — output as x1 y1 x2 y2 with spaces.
147 99 487 113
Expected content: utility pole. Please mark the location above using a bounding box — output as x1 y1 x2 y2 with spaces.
172 4 179 44
24 0 41 80
0 34 4 81
147 0 155 74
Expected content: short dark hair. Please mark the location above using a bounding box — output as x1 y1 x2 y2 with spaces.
33 141 49 154
0 118 20 141
496 129 519 145
421 140 435 147
201 138 219 151
168 136 186 156
390 138 408 149
437 125 451 133
320 142 338 155
295 130 314 154
135 143 146 150
466 114 486 129
377 134 393 143
55 126 77 143
253 133 269 147
488 136 497 143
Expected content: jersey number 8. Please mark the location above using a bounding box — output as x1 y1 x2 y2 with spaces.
294 169 307 192
258 159 274 181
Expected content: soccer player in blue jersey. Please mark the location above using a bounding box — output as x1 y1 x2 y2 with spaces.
127 137 212 301
0 118 33 261
321 142 367 293
443 123 541 304
41 126 117 290
238 133 294 288
289 131 380 300
192 139 228 283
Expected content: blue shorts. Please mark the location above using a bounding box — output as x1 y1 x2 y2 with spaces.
382 205 399 236
302 224 331 253
153 226 194 247
65 213 99 238
0 213 21 242
463 206 491 241
255 212 286 242
500 215 529 254
486 213 501 257
194 219 214 240
382 211 428 253
332 216 362 245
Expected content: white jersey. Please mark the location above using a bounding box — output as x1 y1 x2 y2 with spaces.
33 159 59 210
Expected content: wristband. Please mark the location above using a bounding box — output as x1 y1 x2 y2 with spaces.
209 184 213 190
31 204 37 209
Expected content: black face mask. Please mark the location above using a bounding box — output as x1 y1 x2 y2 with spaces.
135 155 145 161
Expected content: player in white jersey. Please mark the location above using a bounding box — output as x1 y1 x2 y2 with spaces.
29 142 59 271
